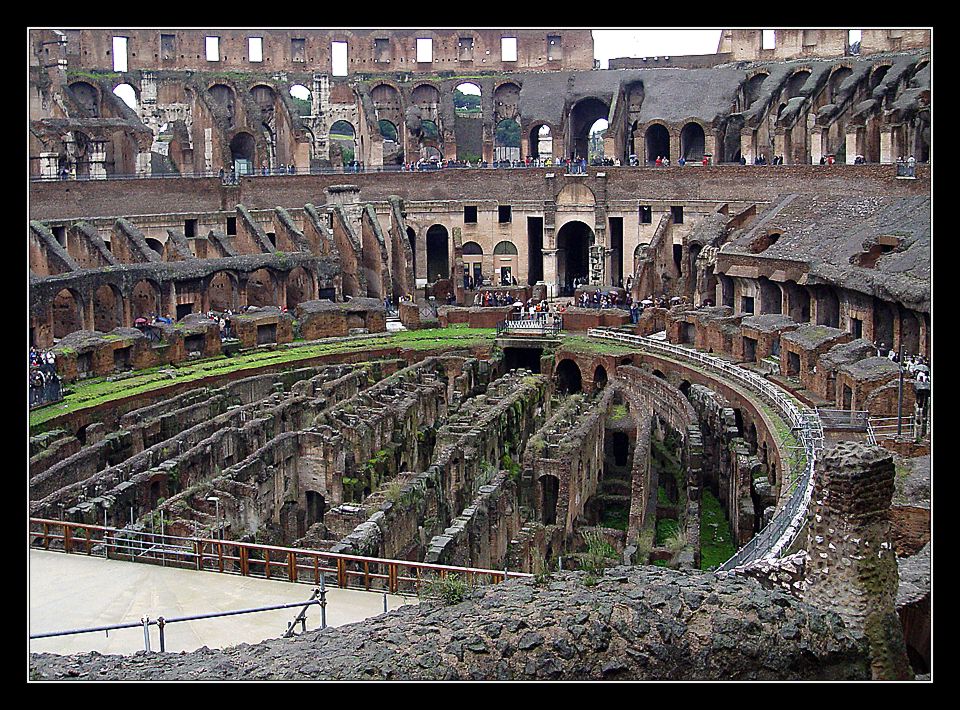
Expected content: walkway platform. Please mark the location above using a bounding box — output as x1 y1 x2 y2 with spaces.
29 550 416 656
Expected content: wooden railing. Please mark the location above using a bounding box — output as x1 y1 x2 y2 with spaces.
29 518 530 594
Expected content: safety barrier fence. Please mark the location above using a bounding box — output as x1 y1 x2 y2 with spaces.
29 518 530 595
586 328 822 570
31 593 326 653
496 318 562 337
869 416 916 441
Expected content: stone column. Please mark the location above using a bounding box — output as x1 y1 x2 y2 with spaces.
773 131 787 161
810 127 824 165
879 128 895 164
164 281 178 318
83 294 95 331
542 249 558 298
803 442 913 680
740 129 755 164
845 130 859 164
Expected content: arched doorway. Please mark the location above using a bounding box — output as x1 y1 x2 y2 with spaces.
454 82 482 163
555 358 583 394
462 241 483 287
329 120 357 167
530 124 553 161
286 266 314 310
93 284 123 331
556 221 593 294
426 225 449 281
52 289 83 339
593 365 608 391
494 118 521 163
208 271 237 312
569 97 609 160
246 268 276 307
645 124 670 163
131 280 161 320
493 241 518 286
229 132 256 176
113 83 138 111
680 122 706 161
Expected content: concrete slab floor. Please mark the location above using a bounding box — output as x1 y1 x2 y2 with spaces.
29 550 417 656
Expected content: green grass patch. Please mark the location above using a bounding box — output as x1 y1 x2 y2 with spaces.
599 505 629 531
699 488 736 570
30 327 495 431
655 518 679 546
561 335 638 357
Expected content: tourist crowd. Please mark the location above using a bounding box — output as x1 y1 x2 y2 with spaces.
29 347 62 407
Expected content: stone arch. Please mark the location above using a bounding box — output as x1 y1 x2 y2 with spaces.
144 237 164 258
112 83 138 111
207 84 237 127
645 122 671 163
93 283 123 332
329 120 357 166
569 97 609 160
494 117 521 163
593 365 608 391
493 82 521 123
493 241 518 285
69 81 100 117
555 358 583 394
785 69 812 100
246 268 277 307
680 121 706 160
529 122 554 160
827 66 853 103
454 81 482 118
207 271 238 312
462 241 483 285
426 224 449 281
289 84 312 117
52 288 84 339
743 72 768 110
285 266 314 310
555 220 593 293
131 279 161 320
229 131 257 175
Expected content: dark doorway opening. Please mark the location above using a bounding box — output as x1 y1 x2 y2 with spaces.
527 217 544 285
503 347 542 373
555 359 583 394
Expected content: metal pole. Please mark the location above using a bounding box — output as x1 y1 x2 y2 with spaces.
142 616 151 652
216 500 221 540
157 617 166 652
897 344 905 437
320 575 327 629
383 592 388 614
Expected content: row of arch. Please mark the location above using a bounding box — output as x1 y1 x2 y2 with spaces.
35 266 316 345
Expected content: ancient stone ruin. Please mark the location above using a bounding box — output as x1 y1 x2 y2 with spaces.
28 27 931 681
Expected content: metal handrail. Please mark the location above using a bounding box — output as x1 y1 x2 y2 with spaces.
29 518 531 593
585 327 821 570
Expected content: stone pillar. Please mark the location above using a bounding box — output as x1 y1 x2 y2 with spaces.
669 129 680 162
164 281 178 318
276 275 287 309
136 152 152 176
83 294 95 331
845 130 858 164
879 128 894 164
542 248 558 298
740 129 754 164
810 128 824 165
803 442 913 680
773 131 787 161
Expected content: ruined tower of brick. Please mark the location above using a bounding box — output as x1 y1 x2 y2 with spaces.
803 442 913 680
